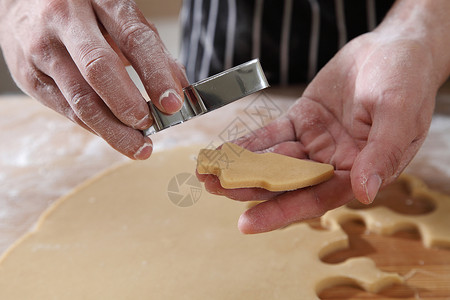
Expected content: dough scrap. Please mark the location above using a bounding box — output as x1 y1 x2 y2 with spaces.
196 143 334 191
322 174 450 248
0 146 400 299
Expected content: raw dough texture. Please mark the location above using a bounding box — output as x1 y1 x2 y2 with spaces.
322 174 450 248
197 143 334 191
0 146 400 299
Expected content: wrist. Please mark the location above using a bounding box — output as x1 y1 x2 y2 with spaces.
375 0 450 86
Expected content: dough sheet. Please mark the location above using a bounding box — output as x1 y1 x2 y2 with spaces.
0 146 400 299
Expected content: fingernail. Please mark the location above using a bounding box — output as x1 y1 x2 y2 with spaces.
134 115 152 130
159 89 183 113
133 137 153 160
365 174 382 204
238 214 251 234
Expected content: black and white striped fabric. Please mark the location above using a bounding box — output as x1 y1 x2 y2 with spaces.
180 0 394 85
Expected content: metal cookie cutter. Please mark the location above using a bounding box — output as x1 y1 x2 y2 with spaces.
143 59 269 136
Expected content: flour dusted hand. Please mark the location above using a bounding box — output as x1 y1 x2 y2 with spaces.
0 0 188 159
198 1 450 234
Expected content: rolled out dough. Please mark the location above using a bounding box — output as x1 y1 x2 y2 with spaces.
0 146 400 299
197 143 334 191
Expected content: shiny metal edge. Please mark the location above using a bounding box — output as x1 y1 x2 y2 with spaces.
143 59 269 136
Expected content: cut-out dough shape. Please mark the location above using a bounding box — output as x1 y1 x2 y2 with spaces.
0 146 400 299
197 143 334 191
322 174 450 248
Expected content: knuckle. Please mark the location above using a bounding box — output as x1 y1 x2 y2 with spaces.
27 34 61 68
68 90 112 134
24 67 50 92
141 62 168 85
41 0 70 23
71 92 92 111
70 87 91 108
98 0 139 15
68 85 99 119
95 125 136 156
118 20 154 49
383 144 404 176
28 35 49 57
21 3 67 69
78 46 116 80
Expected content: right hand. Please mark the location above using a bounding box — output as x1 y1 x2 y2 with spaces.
0 0 189 159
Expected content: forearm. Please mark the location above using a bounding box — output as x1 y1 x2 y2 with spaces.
375 0 450 86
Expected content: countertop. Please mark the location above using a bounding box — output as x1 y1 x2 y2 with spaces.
1 85 449 298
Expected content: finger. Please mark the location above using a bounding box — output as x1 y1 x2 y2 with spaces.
92 0 187 114
233 116 295 151
38 47 153 160
350 107 424 204
288 97 359 169
238 171 353 234
195 170 209 183
255 141 308 158
102 31 130 66
3 38 95 133
24 67 95 134
55 5 152 131
173 59 190 87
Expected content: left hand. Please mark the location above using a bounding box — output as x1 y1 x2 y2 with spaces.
198 30 442 234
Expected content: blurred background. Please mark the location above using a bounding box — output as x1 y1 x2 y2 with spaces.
0 0 183 95
0 47 19 94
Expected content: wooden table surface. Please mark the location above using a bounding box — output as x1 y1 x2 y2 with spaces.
1 86 449 299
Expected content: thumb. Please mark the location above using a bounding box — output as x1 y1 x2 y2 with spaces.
350 117 415 204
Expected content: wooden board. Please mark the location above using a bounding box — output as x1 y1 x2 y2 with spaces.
312 180 450 299
320 221 450 299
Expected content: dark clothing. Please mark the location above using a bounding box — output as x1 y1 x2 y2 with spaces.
180 0 394 85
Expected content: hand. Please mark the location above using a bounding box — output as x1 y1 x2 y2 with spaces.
199 25 447 233
0 0 188 159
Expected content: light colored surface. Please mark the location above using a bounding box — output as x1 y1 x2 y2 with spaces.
197 142 334 191
0 89 297 256
0 146 401 300
0 85 449 298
